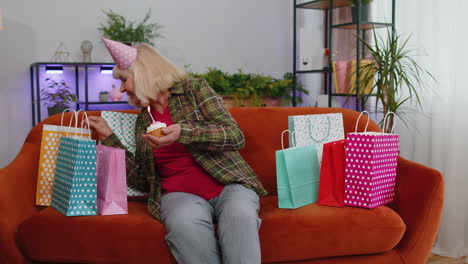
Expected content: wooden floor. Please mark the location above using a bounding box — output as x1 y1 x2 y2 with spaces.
427 254 467 264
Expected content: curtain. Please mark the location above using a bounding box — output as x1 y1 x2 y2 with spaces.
392 0 468 259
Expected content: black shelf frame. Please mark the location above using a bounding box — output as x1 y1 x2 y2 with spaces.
30 62 126 127
292 0 396 111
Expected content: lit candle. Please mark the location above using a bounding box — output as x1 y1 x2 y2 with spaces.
147 105 156 123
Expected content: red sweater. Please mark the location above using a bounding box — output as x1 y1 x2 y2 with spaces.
151 106 224 200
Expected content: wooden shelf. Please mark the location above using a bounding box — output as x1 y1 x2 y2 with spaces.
78 101 128 105
332 22 392 30
331 93 376 97
296 68 329 74
296 0 353 10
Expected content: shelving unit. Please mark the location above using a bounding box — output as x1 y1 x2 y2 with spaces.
292 0 395 111
30 62 132 126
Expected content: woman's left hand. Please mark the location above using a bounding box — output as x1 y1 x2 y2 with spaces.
141 124 181 148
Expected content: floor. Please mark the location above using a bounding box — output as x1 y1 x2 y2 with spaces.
428 254 467 264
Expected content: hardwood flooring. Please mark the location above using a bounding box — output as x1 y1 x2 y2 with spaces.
427 254 467 264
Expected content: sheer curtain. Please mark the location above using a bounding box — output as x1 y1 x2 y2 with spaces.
391 0 468 259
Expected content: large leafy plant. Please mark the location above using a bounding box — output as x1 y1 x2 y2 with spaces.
40 77 77 108
354 27 436 132
98 9 163 46
189 67 308 106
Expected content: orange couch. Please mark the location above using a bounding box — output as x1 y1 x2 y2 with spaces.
0 107 444 264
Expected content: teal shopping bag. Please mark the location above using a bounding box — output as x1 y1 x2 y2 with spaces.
51 112 97 216
276 131 320 209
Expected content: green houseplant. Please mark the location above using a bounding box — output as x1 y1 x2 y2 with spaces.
98 9 163 46
41 77 77 116
189 67 308 107
353 27 436 132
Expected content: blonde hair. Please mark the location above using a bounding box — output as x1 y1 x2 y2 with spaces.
112 44 187 106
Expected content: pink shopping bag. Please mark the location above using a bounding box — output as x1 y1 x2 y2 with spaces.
96 144 128 215
344 112 399 209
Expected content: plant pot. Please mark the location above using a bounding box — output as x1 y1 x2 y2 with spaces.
47 106 69 117
261 96 282 107
351 4 370 24
221 96 282 108
99 94 109 102
221 96 236 108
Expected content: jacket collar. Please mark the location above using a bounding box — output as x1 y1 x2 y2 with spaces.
170 81 184 95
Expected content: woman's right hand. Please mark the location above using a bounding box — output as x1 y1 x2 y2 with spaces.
85 116 113 141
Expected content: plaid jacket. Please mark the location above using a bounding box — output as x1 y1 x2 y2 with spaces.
102 78 268 221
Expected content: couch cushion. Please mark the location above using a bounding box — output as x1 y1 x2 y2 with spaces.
18 202 177 264
18 198 405 263
259 197 406 263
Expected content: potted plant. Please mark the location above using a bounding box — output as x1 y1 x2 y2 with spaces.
189 67 308 107
98 9 163 46
353 27 436 132
99 91 110 102
349 0 373 23
40 77 77 116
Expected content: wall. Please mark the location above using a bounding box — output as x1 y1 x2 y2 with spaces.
0 0 296 167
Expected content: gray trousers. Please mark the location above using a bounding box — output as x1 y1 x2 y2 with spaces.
161 184 262 264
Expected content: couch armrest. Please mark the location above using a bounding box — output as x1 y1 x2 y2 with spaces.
0 139 41 263
391 156 444 264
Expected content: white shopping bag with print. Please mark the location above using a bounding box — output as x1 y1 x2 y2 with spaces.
288 113 345 163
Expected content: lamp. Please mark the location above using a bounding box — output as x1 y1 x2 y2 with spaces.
45 66 64 74
100 66 114 74
0 8 4 31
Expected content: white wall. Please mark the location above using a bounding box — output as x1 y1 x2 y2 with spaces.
0 0 295 167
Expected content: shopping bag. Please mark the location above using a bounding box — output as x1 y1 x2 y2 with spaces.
288 113 344 163
317 139 346 207
276 130 320 209
101 111 137 154
101 111 148 197
332 61 352 94
96 144 128 215
36 108 91 206
344 112 400 209
51 112 97 216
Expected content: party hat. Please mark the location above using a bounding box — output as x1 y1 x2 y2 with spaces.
101 37 137 70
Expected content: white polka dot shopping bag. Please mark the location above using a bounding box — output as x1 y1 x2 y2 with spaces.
50 111 98 216
288 113 345 164
344 112 400 209
101 111 149 197
36 109 91 206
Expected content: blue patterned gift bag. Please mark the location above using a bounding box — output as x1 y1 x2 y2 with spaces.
51 112 97 216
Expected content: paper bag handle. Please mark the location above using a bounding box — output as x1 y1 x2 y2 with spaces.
65 109 91 139
281 130 296 150
382 112 397 134
354 111 370 133
80 112 92 140
307 116 331 142
60 108 76 127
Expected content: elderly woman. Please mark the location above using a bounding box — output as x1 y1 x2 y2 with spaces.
88 38 267 264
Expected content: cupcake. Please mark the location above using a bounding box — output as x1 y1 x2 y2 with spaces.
146 121 167 137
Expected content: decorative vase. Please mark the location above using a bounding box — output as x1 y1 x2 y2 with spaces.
99 94 109 102
351 4 370 23
80 40 93 62
109 85 123 101
47 106 68 117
